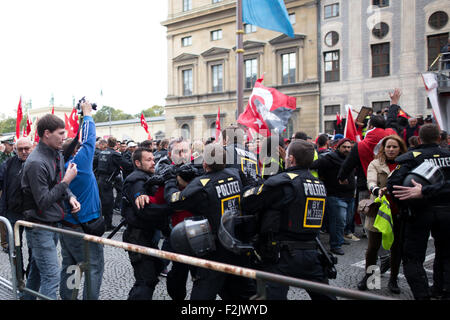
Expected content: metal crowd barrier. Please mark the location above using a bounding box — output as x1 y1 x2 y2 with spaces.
0 217 18 299
8 219 395 301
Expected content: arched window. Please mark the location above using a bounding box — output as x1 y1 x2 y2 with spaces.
429 11 448 30
181 124 190 139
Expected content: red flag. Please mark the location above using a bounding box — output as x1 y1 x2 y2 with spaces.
22 126 27 137
16 97 23 139
398 108 411 119
336 112 342 126
238 76 296 137
51 105 55 114
140 113 149 133
215 107 221 140
67 108 79 138
344 105 361 143
34 117 40 142
26 114 32 136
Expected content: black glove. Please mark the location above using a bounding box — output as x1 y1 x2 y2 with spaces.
176 163 199 182
160 165 176 181
144 174 165 188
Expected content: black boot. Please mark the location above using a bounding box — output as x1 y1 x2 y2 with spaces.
357 274 369 291
388 278 401 294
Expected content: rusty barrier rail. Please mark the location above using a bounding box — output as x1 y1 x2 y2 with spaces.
13 220 396 300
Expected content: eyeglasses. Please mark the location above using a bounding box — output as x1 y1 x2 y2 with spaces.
17 147 31 152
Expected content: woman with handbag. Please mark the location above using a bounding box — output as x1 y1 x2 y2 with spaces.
357 135 407 293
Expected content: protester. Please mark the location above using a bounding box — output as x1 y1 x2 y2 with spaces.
357 135 407 293
21 114 80 300
59 101 105 300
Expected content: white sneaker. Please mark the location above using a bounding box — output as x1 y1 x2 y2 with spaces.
345 233 360 241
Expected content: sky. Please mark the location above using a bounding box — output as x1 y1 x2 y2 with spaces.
0 0 168 119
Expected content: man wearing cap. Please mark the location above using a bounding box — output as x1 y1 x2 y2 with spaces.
0 139 15 165
121 141 137 180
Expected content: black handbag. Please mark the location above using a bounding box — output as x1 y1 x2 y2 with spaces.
71 212 106 237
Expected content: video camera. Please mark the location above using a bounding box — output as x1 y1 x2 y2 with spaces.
76 96 97 115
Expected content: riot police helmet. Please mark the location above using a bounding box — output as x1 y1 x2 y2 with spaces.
218 211 256 255
170 216 216 257
402 161 444 187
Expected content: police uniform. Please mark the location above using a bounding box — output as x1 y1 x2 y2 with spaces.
387 143 450 300
96 147 122 229
122 168 173 300
164 167 256 300
225 143 260 186
242 166 336 300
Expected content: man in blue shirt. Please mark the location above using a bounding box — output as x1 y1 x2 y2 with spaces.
60 101 104 300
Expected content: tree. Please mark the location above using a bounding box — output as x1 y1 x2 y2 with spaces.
93 106 134 123
135 105 164 118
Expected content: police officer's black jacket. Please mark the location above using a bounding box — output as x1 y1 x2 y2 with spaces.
242 166 327 242
96 147 122 177
387 143 450 208
122 168 173 231
164 167 242 235
121 150 134 180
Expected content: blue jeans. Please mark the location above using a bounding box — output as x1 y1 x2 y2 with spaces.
327 196 353 249
344 198 356 235
23 228 60 300
59 225 105 300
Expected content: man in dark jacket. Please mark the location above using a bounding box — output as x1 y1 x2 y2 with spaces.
311 138 355 255
21 114 79 300
122 147 173 300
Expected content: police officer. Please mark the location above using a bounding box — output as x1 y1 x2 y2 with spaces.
96 136 122 230
122 147 173 300
387 124 450 300
164 143 256 300
222 125 260 186
241 139 336 300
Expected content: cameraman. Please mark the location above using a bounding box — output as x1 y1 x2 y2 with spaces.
59 101 104 300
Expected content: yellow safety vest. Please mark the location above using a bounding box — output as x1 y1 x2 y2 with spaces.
310 150 319 178
373 196 394 250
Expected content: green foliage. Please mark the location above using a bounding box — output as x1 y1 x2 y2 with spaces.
0 111 27 134
135 105 164 118
93 106 134 123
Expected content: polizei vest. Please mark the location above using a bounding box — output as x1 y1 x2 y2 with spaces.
97 149 115 175
264 169 327 241
225 144 259 181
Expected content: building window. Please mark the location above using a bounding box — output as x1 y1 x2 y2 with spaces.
372 22 389 39
324 120 335 134
211 64 223 92
244 58 258 89
210 121 216 137
244 24 257 34
324 31 339 47
281 52 296 84
427 33 449 70
324 3 339 19
183 0 192 12
373 0 389 7
289 13 296 25
372 101 390 113
182 69 193 96
371 43 390 77
211 29 222 41
181 36 192 47
181 124 190 139
429 11 449 30
324 105 340 115
324 51 340 82
212 0 223 3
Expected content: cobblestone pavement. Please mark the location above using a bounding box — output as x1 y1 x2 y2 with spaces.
0 211 436 300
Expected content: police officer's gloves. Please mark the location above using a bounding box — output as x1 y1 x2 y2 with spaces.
176 163 199 183
160 165 177 181
145 174 165 187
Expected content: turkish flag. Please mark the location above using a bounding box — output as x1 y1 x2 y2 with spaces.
215 107 221 140
336 112 342 126
67 108 79 138
398 108 411 119
16 97 23 139
344 105 361 143
238 76 296 137
26 114 32 137
22 126 27 138
140 113 149 133
51 105 55 114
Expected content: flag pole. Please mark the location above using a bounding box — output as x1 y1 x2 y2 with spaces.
236 0 244 120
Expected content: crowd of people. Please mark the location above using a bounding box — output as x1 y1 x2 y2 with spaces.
0 89 449 301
